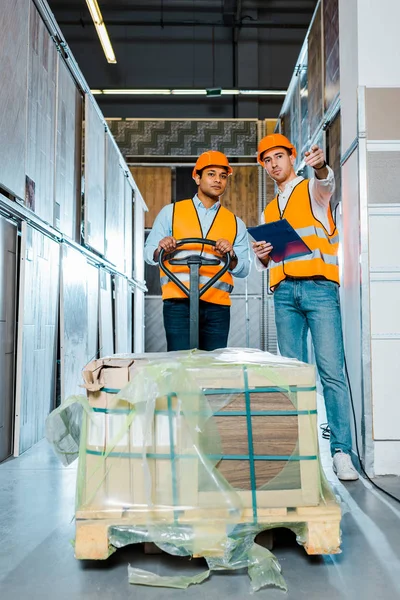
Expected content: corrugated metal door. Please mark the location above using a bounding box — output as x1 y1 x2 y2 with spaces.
0 217 17 462
14 224 60 455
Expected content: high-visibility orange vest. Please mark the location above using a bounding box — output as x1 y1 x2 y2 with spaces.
264 179 339 289
160 198 237 305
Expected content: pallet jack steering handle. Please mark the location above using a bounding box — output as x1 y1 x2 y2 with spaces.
158 238 232 349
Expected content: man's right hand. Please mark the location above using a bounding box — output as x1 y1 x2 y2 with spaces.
252 240 273 266
153 236 177 261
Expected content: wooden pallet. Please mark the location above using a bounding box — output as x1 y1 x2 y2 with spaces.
74 494 341 560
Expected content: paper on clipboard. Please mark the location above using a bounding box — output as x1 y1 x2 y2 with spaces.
248 219 312 263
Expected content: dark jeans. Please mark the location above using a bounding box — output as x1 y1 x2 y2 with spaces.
163 299 230 351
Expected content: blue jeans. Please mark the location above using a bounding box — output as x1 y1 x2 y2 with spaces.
163 299 230 351
273 278 352 456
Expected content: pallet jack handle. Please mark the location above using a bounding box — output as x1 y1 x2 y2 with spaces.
158 238 231 349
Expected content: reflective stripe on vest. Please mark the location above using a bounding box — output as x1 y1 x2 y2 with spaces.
272 248 339 269
263 179 340 289
160 273 234 293
160 198 237 305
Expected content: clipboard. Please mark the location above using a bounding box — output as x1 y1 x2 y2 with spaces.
248 219 312 263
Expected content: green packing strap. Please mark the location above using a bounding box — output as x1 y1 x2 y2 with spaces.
167 393 179 521
91 407 317 417
86 449 317 461
203 386 316 394
102 385 317 395
243 367 257 523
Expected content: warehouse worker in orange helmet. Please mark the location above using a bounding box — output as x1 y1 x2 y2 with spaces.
144 150 250 351
253 133 358 482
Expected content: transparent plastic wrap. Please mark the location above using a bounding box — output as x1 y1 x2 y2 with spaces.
46 348 342 592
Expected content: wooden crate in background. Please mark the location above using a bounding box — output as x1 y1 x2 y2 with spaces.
223 165 259 227
129 166 171 228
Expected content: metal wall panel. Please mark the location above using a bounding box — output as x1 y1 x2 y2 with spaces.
366 88 400 140
338 0 358 155
0 0 29 200
127 285 133 354
228 297 262 349
0 217 17 462
133 190 146 352
232 263 262 296
115 275 132 353
324 0 340 111
262 294 278 354
300 57 309 154
86 263 99 362
340 149 365 463
15 225 59 455
55 57 82 240
105 134 125 270
369 210 400 272
290 80 301 168
144 255 161 296
327 113 342 213
308 5 323 136
99 269 114 357
367 151 400 204
26 4 57 223
60 245 88 400
145 297 167 352
371 339 400 440
124 178 133 277
84 97 105 254
370 278 400 337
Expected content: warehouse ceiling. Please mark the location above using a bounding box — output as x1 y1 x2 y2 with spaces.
46 0 318 119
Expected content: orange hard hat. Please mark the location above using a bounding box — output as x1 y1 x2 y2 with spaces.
192 150 233 179
257 133 297 165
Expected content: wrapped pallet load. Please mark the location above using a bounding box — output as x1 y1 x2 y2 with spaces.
46 348 341 592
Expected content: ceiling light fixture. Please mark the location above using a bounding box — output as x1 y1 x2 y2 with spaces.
171 89 208 95
85 0 117 64
91 88 286 96
101 89 170 95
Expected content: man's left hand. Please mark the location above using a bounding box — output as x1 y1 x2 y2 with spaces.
304 145 326 170
215 238 234 256
215 238 237 268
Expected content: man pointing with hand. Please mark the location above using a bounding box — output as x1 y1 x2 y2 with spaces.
253 133 358 482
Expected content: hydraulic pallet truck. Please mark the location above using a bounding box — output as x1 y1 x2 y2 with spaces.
159 237 231 349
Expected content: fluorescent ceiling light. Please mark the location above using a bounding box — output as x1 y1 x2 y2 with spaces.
240 90 286 96
101 89 170 95
171 89 207 95
85 0 117 64
91 88 287 96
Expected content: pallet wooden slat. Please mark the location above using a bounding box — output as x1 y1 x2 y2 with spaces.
75 494 341 560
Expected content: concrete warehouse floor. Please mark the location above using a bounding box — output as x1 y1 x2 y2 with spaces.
1 415 399 599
